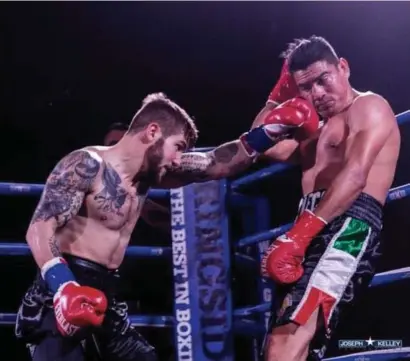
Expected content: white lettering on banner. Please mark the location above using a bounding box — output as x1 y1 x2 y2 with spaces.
171 188 193 361
176 310 193 360
175 282 189 305
258 240 272 329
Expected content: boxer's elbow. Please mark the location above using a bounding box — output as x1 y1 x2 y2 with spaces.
26 220 58 262
26 223 44 253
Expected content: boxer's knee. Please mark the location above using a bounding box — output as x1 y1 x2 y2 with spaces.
265 324 298 361
266 308 319 361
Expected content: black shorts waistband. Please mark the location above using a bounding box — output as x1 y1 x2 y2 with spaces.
62 253 118 275
61 253 120 295
343 192 383 232
298 190 383 232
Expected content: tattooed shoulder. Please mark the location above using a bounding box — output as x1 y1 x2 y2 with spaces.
50 150 101 191
31 150 101 225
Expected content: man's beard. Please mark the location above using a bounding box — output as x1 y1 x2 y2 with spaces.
142 137 165 185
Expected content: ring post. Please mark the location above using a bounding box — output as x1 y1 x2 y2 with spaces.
170 180 233 361
241 196 273 360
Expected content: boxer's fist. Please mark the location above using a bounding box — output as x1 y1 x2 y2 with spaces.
53 281 107 336
279 97 320 138
261 210 327 284
267 60 299 104
240 97 320 157
264 97 320 139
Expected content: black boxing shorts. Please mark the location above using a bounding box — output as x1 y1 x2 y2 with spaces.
267 190 383 361
15 253 157 361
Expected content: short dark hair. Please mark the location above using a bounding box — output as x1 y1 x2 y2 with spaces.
282 36 339 73
128 92 198 149
107 122 128 132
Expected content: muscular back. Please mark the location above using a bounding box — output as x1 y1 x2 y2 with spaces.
300 92 400 203
29 148 147 269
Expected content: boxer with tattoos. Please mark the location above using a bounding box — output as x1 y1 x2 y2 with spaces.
16 92 319 360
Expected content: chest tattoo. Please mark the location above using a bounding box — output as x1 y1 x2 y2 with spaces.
94 163 128 216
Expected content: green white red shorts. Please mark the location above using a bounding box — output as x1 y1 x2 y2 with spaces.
268 191 383 360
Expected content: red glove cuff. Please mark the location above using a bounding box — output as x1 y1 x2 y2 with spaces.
287 210 327 241
267 61 299 104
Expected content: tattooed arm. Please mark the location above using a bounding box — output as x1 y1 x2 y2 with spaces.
26 150 101 268
159 140 253 188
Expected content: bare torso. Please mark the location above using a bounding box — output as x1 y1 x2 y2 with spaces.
299 92 400 203
58 147 147 269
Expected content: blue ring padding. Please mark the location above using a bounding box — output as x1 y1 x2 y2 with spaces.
237 223 293 249
0 182 169 199
0 243 172 257
231 110 410 191
236 182 410 249
0 243 260 266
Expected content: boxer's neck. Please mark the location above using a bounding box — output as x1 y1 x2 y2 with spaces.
340 87 357 113
104 134 148 183
325 86 357 119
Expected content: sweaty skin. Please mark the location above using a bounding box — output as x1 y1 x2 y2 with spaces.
301 91 400 221
259 92 399 361
253 93 399 223
26 140 252 269
258 53 400 361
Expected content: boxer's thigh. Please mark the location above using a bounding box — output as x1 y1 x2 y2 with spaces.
97 300 157 361
30 334 85 361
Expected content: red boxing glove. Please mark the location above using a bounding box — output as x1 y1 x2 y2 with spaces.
263 97 320 140
53 281 108 336
240 97 320 157
261 210 327 284
267 60 299 104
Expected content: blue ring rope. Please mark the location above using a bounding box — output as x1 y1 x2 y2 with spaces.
1 266 408 325
0 243 171 257
1 111 409 360
0 182 169 199
231 110 410 191
236 182 410 249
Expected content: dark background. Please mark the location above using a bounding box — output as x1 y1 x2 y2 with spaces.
1 2 410 359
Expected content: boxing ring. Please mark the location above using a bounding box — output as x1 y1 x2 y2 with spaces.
1 110 410 361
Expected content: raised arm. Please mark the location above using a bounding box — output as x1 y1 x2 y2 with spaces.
26 150 101 268
159 140 253 188
160 98 320 189
255 58 302 164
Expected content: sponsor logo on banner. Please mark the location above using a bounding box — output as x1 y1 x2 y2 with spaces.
194 182 230 359
258 240 272 329
171 188 193 361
